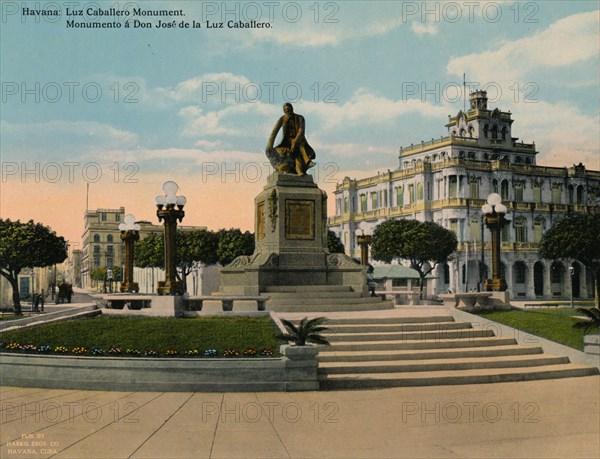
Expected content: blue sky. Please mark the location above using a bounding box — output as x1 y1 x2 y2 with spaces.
1 1 598 247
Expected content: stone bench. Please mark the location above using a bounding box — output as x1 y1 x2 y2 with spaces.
187 296 269 312
375 290 420 306
439 292 493 309
103 295 152 310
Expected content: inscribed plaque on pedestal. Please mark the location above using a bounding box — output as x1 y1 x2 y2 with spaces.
285 200 315 239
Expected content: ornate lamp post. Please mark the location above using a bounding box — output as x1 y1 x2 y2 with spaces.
156 181 186 295
119 214 141 293
481 193 508 291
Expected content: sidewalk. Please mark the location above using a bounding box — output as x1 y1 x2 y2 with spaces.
1 376 598 458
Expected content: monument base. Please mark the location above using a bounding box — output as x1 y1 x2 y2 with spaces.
220 173 391 311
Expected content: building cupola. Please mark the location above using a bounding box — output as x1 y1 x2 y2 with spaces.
470 90 488 111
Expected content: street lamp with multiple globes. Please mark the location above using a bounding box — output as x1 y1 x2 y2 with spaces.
481 193 508 291
156 181 186 295
118 214 141 293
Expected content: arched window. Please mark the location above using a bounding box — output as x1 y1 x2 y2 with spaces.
93 234 100 243
468 126 474 138
107 234 114 243
501 180 510 200
459 128 466 137
491 125 498 139
576 185 584 205
568 185 574 204
483 124 489 138
492 179 499 193
501 127 508 140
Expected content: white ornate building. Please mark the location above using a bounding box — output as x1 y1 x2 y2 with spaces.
329 91 599 300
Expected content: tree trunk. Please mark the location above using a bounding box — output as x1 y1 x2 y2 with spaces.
419 276 425 300
595 269 599 310
9 276 22 315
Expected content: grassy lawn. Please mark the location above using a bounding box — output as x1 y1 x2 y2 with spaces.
477 309 590 351
0 316 281 357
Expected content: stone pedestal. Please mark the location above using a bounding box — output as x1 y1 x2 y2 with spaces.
220 172 367 295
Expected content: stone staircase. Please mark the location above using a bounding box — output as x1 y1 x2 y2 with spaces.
313 315 599 389
263 285 393 312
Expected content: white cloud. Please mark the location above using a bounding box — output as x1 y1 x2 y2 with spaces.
447 10 599 84
513 101 600 169
411 22 438 36
1 120 138 151
302 88 451 130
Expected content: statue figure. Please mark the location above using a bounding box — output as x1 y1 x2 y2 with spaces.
266 103 316 175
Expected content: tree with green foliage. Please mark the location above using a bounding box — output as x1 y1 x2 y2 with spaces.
134 229 220 292
216 229 255 266
0 219 68 314
371 219 458 299
327 230 345 254
539 213 600 309
91 266 122 293
90 266 122 282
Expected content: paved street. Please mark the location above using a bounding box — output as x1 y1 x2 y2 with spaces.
1 376 598 459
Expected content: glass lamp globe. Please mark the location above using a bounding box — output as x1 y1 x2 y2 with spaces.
163 181 179 196
482 204 493 214
496 203 508 214
487 193 502 206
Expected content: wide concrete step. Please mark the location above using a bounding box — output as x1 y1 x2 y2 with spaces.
327 321 473 334
268 302 394 312
326 316 456 325
328 328 495 342
265 285 353 293
318 345 545 362
319 364 600 389
318 354 570 374
326 337 518 351
268 296 386 306
265 291 364 299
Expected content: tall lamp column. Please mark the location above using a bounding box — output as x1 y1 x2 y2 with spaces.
481 193 508 291
119 214 141 293
156 181 186 296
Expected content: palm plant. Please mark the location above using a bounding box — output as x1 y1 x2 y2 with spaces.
572 308 600 334
277 317 330 346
